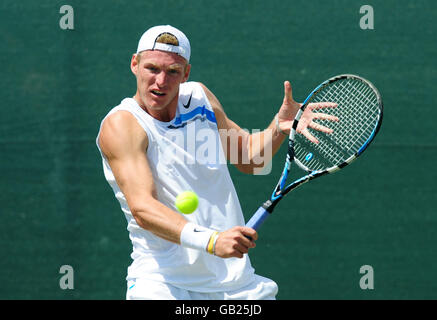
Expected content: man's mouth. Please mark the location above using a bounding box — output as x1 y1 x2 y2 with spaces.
151 90 166 97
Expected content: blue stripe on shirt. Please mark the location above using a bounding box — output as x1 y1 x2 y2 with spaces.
173 105 217 126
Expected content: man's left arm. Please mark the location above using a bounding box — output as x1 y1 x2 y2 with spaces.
199 82 294 174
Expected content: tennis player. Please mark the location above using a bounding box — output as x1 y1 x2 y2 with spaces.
96 25 337 300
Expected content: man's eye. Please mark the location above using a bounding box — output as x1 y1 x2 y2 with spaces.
147 66 158 72
168 69 181 75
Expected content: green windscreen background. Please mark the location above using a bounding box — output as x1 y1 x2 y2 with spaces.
0 1 436 299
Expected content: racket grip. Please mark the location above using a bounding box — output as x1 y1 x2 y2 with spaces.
246 206 270 231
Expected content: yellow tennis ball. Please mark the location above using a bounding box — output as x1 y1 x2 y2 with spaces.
175 191 199 214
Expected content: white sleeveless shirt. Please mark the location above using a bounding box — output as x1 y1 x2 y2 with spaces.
96 82 255 292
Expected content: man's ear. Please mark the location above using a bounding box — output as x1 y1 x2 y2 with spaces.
182 64 191 83
130 54 139 76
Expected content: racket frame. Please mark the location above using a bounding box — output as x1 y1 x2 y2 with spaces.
246 74 383 230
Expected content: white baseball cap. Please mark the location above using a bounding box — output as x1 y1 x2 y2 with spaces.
136 25 191 62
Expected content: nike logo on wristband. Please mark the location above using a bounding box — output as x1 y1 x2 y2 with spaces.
183 93 192 109
193 228 205 232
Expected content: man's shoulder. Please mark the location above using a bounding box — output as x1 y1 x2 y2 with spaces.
179 82 210 109
180 81 215 104
103 109 137 127
100 98 144 129
99 110 148 157
179 81 201 95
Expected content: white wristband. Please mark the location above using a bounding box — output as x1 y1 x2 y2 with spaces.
180 222 215 252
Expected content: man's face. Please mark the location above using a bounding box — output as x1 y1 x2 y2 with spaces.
131 50 190 114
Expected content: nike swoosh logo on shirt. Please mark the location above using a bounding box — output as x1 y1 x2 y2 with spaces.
183 93 192 109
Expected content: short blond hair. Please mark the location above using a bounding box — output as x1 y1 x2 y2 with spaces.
155 32 179 46
136 32 180 63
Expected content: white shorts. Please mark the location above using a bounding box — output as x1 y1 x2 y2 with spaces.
126 275 278 300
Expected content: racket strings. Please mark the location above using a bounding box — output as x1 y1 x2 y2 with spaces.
318 80 378 157
295 78 380 171
322 81 377 149
316 83 378 161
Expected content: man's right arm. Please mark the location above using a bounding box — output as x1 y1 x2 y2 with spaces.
98 110 257 258
98 110 187 244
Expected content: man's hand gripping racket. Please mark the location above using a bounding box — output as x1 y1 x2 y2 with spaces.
246 74 383 232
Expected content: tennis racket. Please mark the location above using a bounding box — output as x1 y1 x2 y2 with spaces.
245 74 383 231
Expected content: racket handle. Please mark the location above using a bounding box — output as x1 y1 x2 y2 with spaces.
246 206 270 231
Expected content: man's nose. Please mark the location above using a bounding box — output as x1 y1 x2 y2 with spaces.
155 71 168 87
